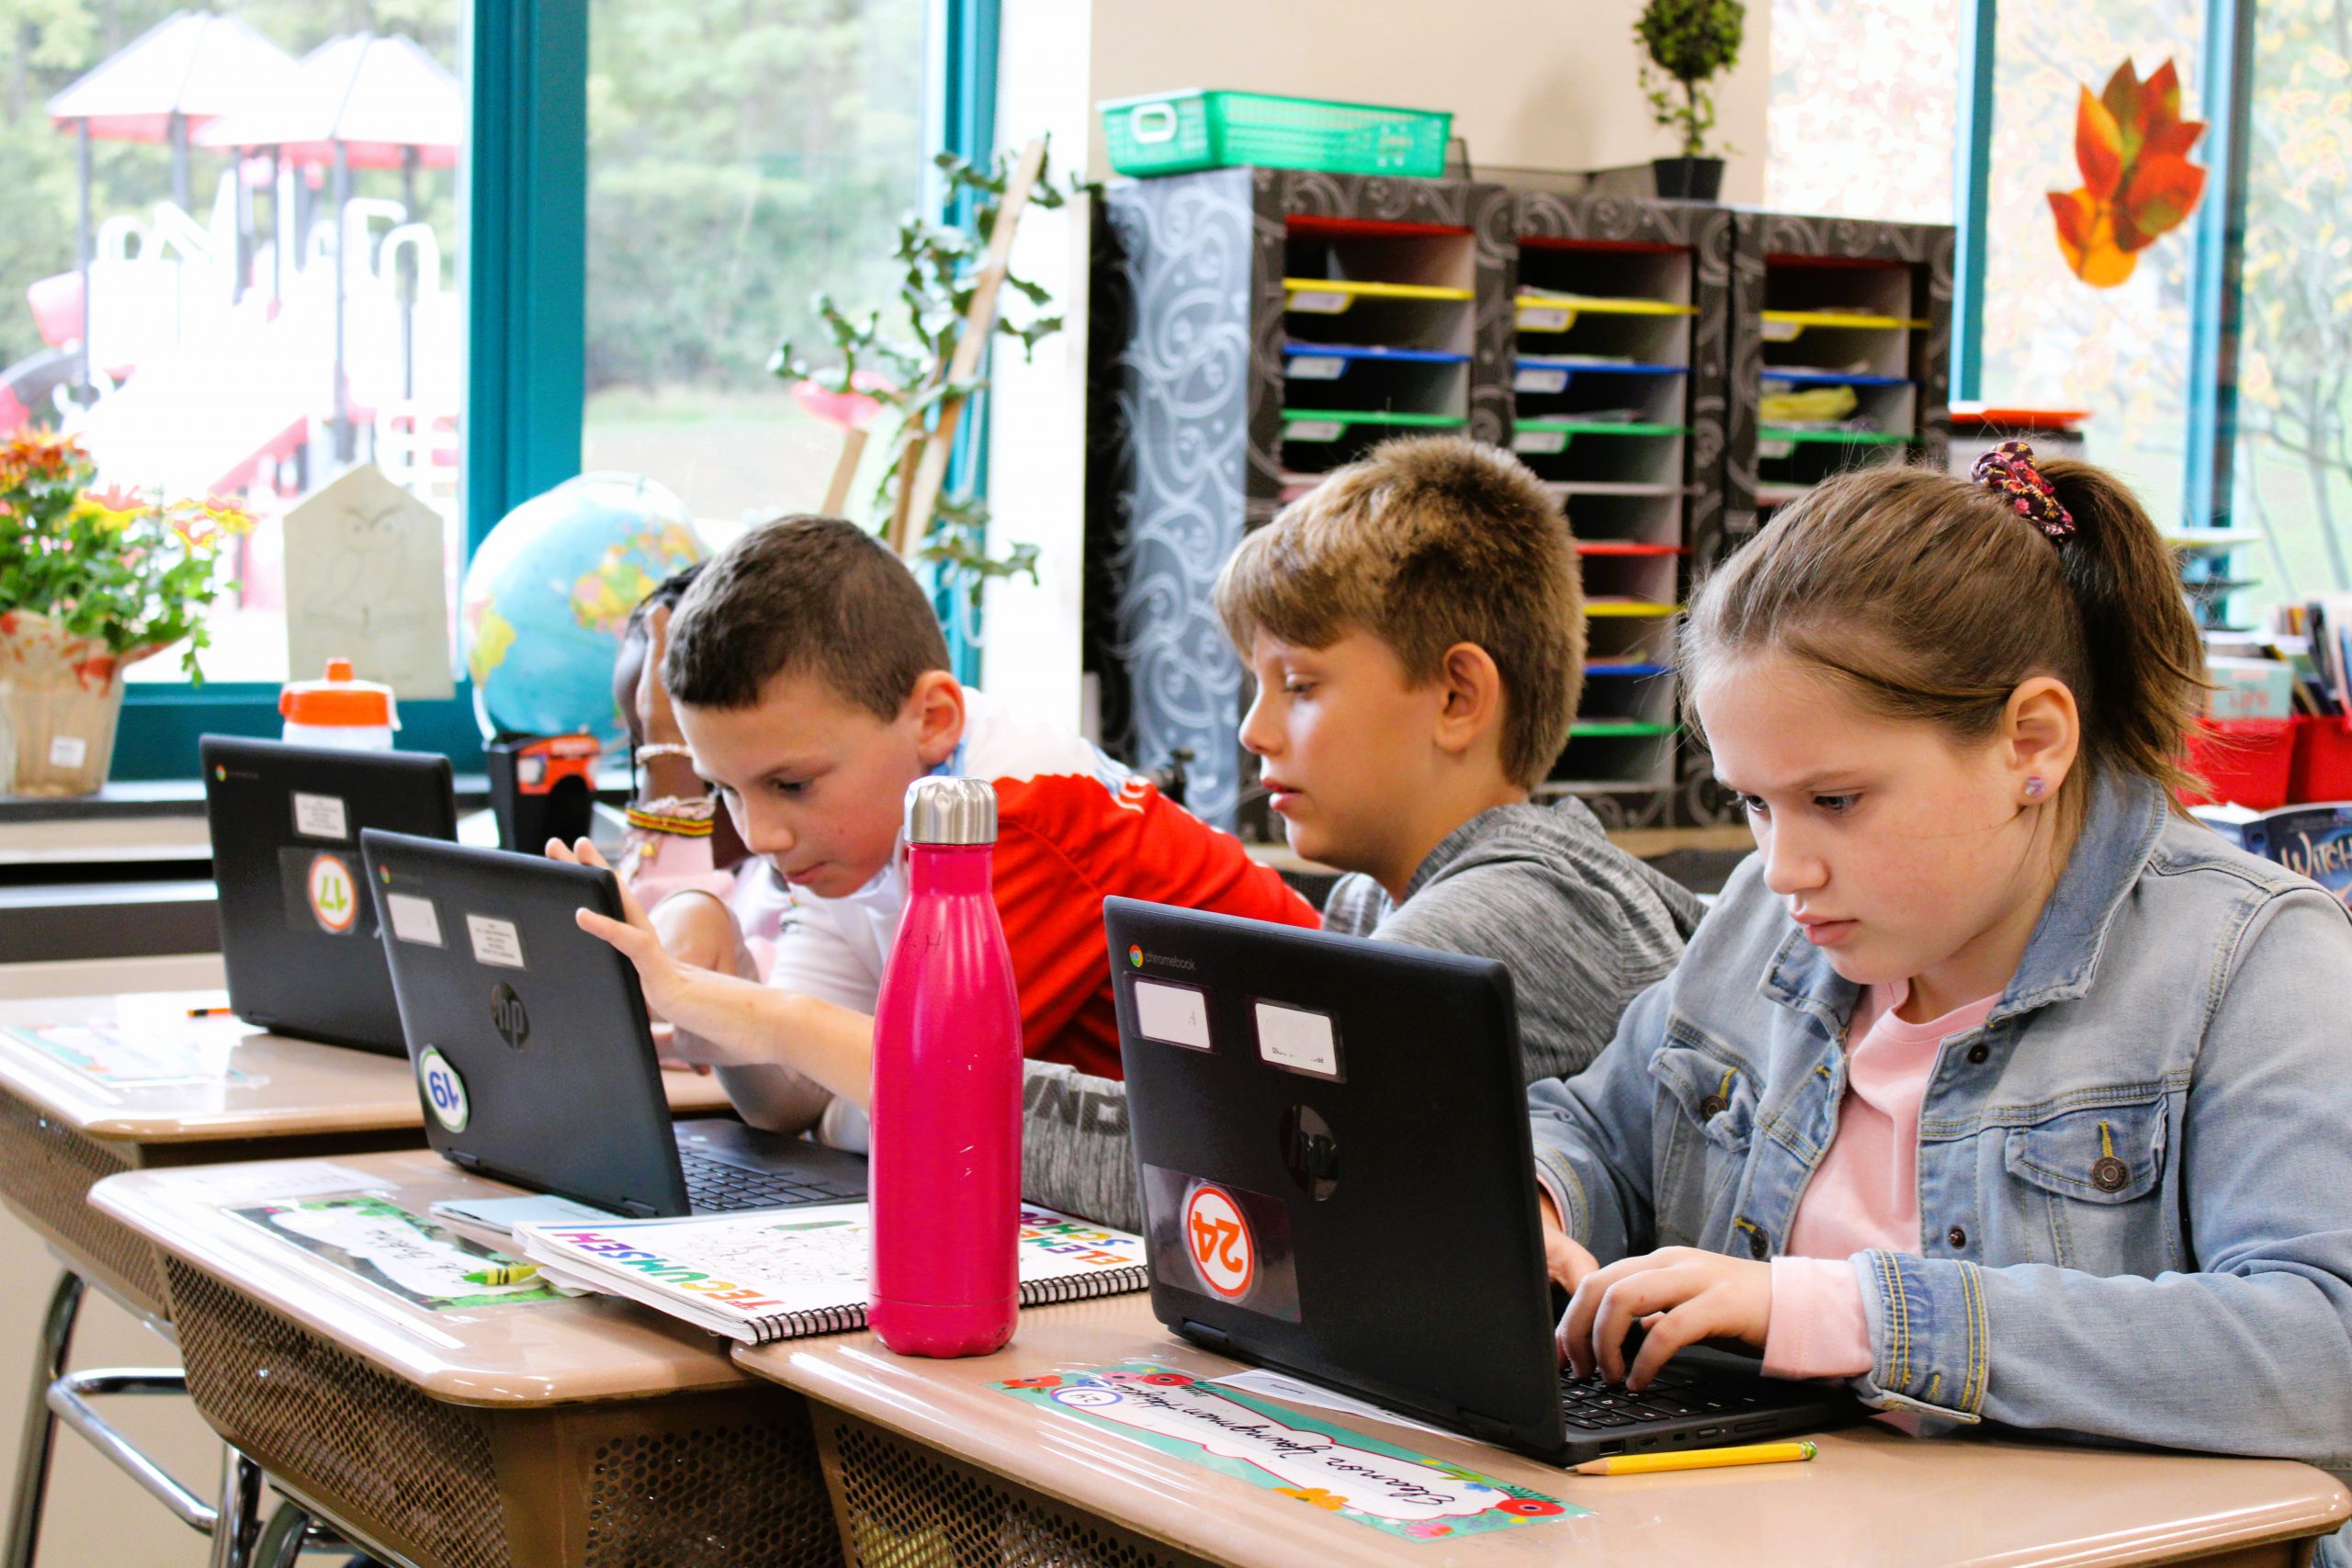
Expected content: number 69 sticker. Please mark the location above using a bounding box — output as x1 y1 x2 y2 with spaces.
1183 1182 1256 1301
417 1046 469 1134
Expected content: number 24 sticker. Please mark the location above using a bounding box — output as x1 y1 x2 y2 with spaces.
1184 1183 1255 1300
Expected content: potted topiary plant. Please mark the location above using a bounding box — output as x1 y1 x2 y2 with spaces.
0 430 249 795
1635 0 1746 201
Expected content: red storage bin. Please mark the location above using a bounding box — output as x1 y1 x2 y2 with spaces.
2183 716 2298 810
2290 715 2352 804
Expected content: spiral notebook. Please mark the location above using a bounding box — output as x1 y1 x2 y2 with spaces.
512 1201 1148 1345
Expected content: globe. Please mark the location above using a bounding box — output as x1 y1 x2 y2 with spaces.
459 473 707 750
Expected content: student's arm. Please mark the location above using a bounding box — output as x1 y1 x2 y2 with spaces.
1527 974 1672 1267
552 840 880 1126
1844 888 2352 1456
1022 1061 1141 1232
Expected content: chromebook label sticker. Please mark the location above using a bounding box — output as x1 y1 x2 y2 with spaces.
1132 978 1211 1051
292 792 348 840
417 1047 469 1133
385 892 444 947
465 915 526 970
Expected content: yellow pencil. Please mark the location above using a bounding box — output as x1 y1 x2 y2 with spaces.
1572 1439 1816 1476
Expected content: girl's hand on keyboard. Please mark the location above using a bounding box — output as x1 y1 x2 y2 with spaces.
1558 1248 1771 1391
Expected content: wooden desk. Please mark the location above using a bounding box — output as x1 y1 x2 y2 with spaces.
738 1294 2351 1568
0 988 730 1321
95 1148 845 1568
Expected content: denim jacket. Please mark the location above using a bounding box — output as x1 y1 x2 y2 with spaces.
1530 773 2352 1487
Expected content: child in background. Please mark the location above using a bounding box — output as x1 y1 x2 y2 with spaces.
1023 436 1703 1228
1532 447 2352 1551
564 513 1317 1153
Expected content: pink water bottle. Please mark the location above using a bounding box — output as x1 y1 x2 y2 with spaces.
869 776 1023 1357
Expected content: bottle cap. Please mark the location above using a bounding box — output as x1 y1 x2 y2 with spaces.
279 657 398 728
903 776 997 845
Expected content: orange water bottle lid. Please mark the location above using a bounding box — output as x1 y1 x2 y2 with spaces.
279 658 398 728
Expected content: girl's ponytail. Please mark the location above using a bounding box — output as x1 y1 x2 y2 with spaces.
2038 459 2207 797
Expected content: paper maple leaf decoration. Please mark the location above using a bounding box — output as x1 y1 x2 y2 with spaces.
2048 58 2209 288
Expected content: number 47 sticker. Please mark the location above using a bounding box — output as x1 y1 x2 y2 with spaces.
1184 1183 1256 1300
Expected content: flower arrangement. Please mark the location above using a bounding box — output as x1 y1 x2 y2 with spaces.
0 428 252 683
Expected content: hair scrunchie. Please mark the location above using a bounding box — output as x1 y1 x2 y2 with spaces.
1972 440 2075 544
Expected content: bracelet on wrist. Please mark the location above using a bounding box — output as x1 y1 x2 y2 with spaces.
627 794 718 837
635 741 695 762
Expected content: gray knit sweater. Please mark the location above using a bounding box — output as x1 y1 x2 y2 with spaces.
1021 797 1706 1231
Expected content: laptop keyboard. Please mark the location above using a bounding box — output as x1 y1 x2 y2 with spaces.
1558 1362 1781 1432
679 1149 865 1213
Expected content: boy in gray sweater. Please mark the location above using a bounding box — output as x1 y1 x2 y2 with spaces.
1025 436 1702 1230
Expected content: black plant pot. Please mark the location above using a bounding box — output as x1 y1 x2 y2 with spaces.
1652 156 1725 201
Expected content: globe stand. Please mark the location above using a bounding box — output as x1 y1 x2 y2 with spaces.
487 733 601 853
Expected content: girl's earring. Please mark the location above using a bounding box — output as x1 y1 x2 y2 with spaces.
2022 776 2049 801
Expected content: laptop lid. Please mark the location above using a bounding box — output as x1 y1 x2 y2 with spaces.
1104 896 1567 1457
201 737 458 1055
359 829 694 1216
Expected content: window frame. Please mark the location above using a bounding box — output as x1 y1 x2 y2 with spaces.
1950 0 2254 532
111 0 998 778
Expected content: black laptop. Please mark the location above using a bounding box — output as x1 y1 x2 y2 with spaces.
201 736 459 1055
360 829 866 1216
1103 896 1857 1467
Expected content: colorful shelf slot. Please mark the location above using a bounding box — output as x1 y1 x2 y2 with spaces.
1759 309 1928 342
1759 367 1913 389
1577 542 1687 558
1516 291 1697 333
1518 355 1688 373
1568 720 1679 737
1283 409 1469 443
1585 661 1673 677
1517 420 1690 436
1283 277 1475 314
1541 480 1683 499
1586 599 1682 618
1758 426 1915 446
1283 342 1471 364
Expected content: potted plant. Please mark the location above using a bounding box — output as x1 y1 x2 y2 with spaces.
1635 0 1746 200
0 429 250 795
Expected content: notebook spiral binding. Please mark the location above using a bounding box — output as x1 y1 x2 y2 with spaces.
742 1266 1152 1347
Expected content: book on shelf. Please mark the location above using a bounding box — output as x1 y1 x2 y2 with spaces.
513 1201 1149 1346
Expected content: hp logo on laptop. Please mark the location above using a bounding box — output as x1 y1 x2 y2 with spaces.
490 982 530 1050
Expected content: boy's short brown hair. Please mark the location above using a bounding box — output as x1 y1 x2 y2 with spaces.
663 513 950 717
1214 435 1584 789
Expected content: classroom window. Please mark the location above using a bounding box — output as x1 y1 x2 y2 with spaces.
1765 0 1959 224
2 3 468 688
2229 0 2352 617
581 0 926 534
1975 0 2205 513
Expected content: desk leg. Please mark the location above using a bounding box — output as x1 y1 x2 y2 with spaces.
2 1270 83 1568
203 1447 262 1568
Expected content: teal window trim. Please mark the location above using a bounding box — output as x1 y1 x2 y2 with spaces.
928 0 1001 685
2183 0 2255 532
113 1 589 781
1951 0 1996 401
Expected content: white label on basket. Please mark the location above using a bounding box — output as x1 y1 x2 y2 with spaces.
1286 355 1347 381
1284 420 1345 445
46 736 86 769
465 914 526 970
386 892 444 947
1286 290 1351 315
1761 319 1805 343
1512 428 1568 456
1519 306 1572 332
1255 1001 1340 1079
1134 979 1212 1051
1758 438 1796 461
292 791 348 840
1513 367 1570 395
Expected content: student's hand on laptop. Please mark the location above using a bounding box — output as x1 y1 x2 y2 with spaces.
1557 1247 1770 1392
547 837 768 1069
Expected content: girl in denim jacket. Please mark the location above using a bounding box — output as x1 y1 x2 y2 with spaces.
1532 447 2352 1504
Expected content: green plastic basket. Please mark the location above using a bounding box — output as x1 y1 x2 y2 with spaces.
1101 91 1453 179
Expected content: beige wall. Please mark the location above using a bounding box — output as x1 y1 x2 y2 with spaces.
982 0 1770 731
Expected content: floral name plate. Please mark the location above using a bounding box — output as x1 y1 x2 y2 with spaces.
997 1363 1582 1541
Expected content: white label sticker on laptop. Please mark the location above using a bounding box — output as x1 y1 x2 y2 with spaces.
385 891 443 947
1254 1001 1341 1079
291 791 348 840
465 914 526 970
1133 979 1211 1051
